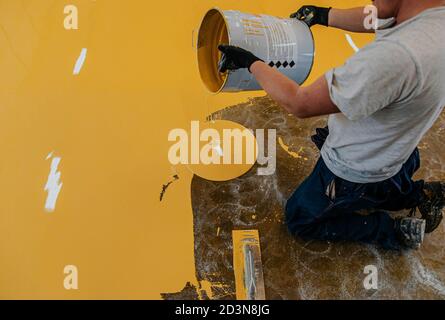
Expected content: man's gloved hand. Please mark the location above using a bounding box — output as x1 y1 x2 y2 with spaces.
290 5 332 27
218 44 263 73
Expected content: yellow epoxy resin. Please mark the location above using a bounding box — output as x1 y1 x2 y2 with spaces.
184 120 258 181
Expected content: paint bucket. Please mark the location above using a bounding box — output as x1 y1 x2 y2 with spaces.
197 8 315 93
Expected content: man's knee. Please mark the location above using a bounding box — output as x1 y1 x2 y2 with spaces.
285 200 320 237
285 159 334 236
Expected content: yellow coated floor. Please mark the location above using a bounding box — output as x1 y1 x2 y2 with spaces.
0 0 373 299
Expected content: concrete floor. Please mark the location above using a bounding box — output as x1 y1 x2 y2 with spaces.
163 96 445 300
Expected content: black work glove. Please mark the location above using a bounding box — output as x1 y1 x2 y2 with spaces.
218 44 263 73
290 5 332 27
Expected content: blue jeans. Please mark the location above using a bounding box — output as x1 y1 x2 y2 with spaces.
285 127 425 250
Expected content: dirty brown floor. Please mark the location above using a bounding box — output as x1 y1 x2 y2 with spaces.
163 96 445 300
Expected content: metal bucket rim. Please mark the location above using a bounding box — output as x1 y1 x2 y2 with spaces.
197 7 231 94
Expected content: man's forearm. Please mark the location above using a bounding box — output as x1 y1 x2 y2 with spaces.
250 61 300 115
217 45 339 119
329 7 374 33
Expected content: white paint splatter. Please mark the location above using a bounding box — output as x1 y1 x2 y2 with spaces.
213 145 224 157
345 34 360 53
409 254 445 296
73 48 87 75
44 153 63 213
212 140 224 157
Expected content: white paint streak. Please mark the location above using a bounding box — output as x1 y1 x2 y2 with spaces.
73 48 87 75
44 154 63 213
345 34 360 53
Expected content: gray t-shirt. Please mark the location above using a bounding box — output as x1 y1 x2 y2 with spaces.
322 6 445 183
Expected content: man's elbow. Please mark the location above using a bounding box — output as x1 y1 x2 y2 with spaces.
293 106 312 119
282 89 312 119
282 100 311 119
278 76 338 119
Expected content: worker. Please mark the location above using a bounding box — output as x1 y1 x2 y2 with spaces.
218 1 445 250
